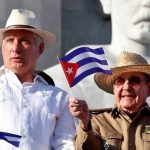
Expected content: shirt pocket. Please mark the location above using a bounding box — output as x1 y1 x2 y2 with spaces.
102 132 123 150
142 133 150 150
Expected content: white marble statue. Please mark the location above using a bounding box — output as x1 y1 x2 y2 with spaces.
45 0 150 109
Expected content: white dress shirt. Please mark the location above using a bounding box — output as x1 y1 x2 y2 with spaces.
0 66 75 150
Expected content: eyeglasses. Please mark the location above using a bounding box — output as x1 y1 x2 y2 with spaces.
114 76 147 87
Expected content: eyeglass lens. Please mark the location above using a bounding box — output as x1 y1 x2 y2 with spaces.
114 76 142 86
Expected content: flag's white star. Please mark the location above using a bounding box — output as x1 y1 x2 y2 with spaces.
66 67 73 75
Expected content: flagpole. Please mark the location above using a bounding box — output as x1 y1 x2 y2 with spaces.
70 83 88 100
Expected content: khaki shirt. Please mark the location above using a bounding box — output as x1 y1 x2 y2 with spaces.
75 104 150 150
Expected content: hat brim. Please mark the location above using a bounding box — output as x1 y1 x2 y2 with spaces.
94 65 150 94
0 28 56 49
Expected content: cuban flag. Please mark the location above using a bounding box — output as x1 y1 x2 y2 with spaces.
58 46 112 87
0 131 22 147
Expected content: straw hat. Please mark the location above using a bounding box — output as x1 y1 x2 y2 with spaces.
94 51 150 94
0 9 56 49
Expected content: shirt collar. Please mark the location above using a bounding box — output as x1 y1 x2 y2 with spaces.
111 103 150 118
1 66 49 85
34 73 49 85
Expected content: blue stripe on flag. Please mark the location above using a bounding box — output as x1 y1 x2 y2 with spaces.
77 57 109 67
60 47 105 61
71 67 112 87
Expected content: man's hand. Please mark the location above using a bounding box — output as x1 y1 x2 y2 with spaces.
69 98 90 131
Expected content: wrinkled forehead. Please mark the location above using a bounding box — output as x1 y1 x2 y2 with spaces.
1 29 43 46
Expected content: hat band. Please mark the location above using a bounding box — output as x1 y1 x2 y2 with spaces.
6 25 36 29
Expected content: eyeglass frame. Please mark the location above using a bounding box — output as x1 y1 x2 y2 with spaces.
113 74 150 88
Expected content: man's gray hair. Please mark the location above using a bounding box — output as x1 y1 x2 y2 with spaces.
33 33 43 46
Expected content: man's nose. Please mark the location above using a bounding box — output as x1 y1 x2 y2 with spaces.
122 80 132 89
11 41 21 52
142 0 150 7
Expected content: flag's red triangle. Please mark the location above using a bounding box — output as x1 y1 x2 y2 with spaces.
60 61 79 86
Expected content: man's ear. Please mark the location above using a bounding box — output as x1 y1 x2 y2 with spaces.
38 42 44 55
99 0 111 15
